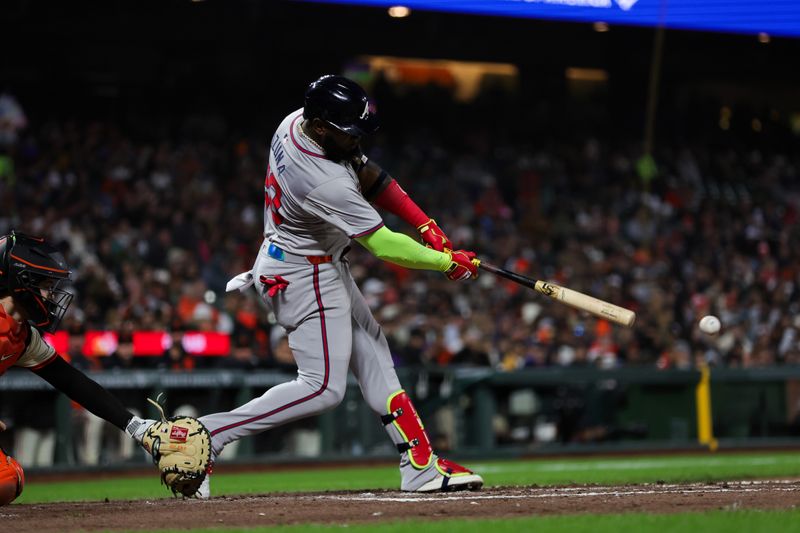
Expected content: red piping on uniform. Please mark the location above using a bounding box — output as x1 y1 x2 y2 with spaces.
289 114 326 159
350 222 385 239
210 265 329 437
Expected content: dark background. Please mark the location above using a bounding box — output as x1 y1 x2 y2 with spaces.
3 0 799 149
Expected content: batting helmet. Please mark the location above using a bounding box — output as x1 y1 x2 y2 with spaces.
304 75 379 137
0 231 73 332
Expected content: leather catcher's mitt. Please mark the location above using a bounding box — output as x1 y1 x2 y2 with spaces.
141 397 212 497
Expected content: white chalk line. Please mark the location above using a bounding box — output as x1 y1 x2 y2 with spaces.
471 456 785 474
313 483 800 503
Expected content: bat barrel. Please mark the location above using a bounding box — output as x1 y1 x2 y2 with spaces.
476 261 636 328
534 281 636 327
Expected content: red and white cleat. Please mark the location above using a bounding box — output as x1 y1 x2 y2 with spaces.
411 458 483 493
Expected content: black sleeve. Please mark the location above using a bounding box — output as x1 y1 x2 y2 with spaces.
364 171 390 201
32 356 133 430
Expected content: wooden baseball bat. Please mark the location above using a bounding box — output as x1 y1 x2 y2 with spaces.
474 259 636 327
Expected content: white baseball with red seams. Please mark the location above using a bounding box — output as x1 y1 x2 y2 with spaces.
699 315 721 334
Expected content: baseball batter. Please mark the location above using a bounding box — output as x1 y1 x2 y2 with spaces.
199 75 483 495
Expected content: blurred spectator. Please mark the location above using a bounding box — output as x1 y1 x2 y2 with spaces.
159 344 196 372
5 90 800 372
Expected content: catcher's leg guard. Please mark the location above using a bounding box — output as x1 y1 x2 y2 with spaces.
382 390 434 470
0 447 24 506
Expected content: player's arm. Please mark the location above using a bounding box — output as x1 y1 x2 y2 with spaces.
354 156 451 252
32 356 134 430
356 226 476 281
21 326 153 439
304 177 474 280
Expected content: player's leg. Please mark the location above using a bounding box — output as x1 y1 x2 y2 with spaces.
200 262 353 459
0 445 24 506
344 265 482 492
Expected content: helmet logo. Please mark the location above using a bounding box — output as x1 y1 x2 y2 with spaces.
359 100 371 120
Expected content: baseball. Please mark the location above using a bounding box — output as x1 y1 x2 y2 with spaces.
699 315 721 335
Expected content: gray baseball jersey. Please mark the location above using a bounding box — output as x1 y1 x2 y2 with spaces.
201 109 444 491
263 109 384 257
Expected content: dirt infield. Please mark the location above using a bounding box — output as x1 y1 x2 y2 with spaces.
7 480 800 531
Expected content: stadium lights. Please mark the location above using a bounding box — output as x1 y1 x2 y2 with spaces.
388 6 411 18
565 67 608 82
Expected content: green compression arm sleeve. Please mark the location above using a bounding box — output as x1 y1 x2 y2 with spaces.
356 226 451 272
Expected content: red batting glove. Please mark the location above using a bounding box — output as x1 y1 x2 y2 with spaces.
417 218 452 252
444 250 478 281
259 275 290 297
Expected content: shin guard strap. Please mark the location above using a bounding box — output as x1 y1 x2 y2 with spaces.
381 407 403 426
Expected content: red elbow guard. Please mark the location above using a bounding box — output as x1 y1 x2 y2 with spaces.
382 390 434 470
373 179 430 229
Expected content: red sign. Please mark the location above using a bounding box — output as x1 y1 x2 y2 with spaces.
133 331 173 356
181 332 230 356
43 331 232 357
43 331 69 355
83 331 119 356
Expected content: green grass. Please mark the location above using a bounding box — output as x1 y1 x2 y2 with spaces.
125 509 800 533
17 451 800 504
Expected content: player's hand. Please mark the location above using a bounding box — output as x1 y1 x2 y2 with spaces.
444 249 478 281
350 146 368 174
418 218 452 252
0 307 27 362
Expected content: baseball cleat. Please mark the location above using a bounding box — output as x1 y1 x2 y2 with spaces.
412 458 484 493
196 473 211 499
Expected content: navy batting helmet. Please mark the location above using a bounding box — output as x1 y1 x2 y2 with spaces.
0 231 73 332
304 75 379 137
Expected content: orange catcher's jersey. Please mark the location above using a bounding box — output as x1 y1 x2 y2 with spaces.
263 109 384 257
0 305 56 377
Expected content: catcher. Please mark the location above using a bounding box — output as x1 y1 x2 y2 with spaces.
0 231 211 502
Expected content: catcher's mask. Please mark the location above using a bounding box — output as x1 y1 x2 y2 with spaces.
0 231 73 333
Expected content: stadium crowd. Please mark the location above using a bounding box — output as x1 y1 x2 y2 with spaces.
2 91 799 376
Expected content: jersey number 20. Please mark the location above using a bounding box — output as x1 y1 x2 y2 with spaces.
265 167 284 225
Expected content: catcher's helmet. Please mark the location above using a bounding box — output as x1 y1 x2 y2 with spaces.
304 75 379 137
0 231 73 332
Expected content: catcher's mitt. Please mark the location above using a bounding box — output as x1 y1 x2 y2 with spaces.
141 397 212 497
